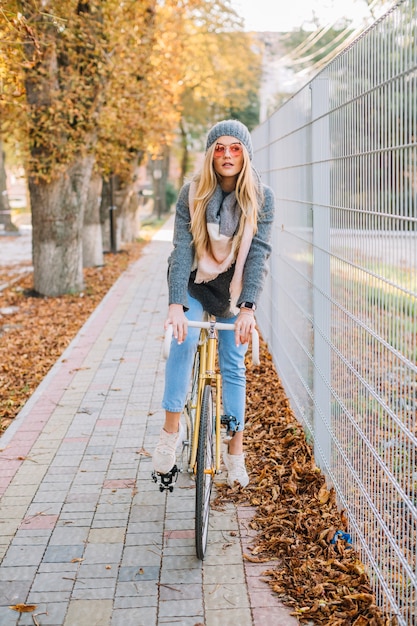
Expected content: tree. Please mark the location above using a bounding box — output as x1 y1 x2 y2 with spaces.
2 1 109 295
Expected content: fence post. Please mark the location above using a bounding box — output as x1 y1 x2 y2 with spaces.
310 77 331 471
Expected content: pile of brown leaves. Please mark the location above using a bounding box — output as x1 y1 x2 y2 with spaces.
0 242 145 434
214 346 396 626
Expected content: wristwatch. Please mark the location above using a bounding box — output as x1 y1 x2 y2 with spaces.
240 302 256 311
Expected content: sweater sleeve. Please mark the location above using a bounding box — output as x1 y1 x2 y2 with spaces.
167 182 194 309
238 184 275 306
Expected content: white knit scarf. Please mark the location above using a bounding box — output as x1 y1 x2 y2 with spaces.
188 181 253 315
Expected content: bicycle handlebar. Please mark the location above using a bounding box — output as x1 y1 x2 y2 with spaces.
163 321 260 366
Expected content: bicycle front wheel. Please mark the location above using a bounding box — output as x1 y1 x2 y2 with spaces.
183 350 199 469
195 383 215 560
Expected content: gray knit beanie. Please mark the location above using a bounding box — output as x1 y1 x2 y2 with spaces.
206 119 253 160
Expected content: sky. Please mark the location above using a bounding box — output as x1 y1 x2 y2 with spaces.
230 0 379 32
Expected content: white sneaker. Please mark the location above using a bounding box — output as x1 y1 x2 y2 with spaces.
152 423 184 475
223 452 249 487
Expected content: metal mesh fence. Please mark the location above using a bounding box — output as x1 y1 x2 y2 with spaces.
253 1 417 622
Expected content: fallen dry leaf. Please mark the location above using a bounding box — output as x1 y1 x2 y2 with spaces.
136 447 151 457
9 604 37 613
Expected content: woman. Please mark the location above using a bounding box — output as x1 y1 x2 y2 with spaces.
152 119 275 487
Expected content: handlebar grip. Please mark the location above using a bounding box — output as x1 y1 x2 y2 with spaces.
251 328 260 366
163 324 173 359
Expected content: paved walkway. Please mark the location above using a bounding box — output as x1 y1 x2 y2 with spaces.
0 218 297 626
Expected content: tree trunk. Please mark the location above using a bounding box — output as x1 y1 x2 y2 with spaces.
83 172 104 267
0 140 17 232
118 185 140 243
30 155 94 296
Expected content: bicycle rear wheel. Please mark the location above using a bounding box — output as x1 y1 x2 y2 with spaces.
195 383 215 560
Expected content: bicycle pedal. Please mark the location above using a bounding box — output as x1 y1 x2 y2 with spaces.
151 465 179 493
221 414 239 433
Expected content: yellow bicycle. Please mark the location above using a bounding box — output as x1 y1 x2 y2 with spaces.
161 317 259 560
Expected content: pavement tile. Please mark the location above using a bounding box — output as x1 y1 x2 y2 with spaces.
124 533 162 548
82 543 123 565
72 577 116 600
127 521 164 534
76 561 116 578
129 505 165 523
204 583 250 610
88 528 125 544
111 606 157 626
160 568 202 585
16 602 68 626
37 562 79 573
30 572 75 593
158 582 202 601
0 566 37 581
118 566 159 582
61 497 98 509
158 598 204 619
103 479 135 489
64 599 113 626
1 484 37 498
13 528 53 540
114 580 158 598
1 545 46 567
252 606 299 625
43 545 85 563
163 518 195 531
19 514 58 530
121 546 161 567
160 555 200 570
31 491 68 504
160 545 195 557
205 608 253 626
203 563 245 585
0 580 32 605
49 526 89 545
113 595 157 609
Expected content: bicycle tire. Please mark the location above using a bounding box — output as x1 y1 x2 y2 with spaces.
195 383 215 560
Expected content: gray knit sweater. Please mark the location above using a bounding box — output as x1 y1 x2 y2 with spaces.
168 181 275 318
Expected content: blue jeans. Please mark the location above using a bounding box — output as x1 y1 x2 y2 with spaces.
162 295 248 431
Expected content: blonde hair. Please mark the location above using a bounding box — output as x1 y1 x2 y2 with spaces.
190 144 264 261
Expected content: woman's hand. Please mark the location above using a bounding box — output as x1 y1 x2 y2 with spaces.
165 303 188 344
235 308 256 346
